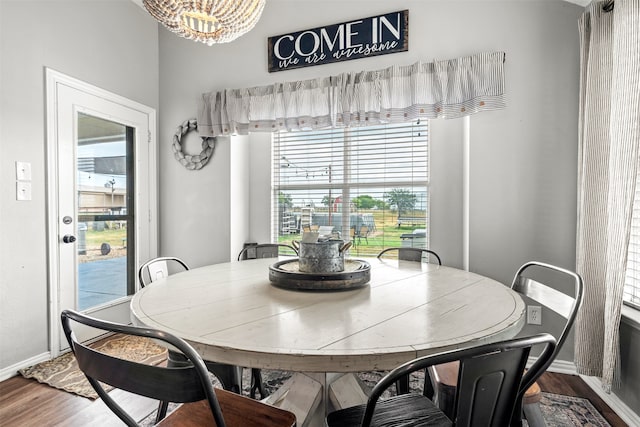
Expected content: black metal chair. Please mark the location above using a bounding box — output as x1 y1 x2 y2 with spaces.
138 257 243 420
431 261 584 426
61 309 296 427
377 247 442 265
237 243 298 261
326 333 556 427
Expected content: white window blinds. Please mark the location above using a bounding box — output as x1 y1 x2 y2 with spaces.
272 121 429 257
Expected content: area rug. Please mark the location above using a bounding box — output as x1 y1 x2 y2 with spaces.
18 334 167 399
536 392 612 427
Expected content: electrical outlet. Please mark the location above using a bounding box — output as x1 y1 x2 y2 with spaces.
527 305 542 325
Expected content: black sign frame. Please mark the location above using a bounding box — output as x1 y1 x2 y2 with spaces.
267 10 409 73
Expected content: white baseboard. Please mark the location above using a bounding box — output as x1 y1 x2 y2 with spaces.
544 359 578 375
0 352 51 382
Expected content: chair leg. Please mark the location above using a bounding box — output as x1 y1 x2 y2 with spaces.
250 368 268 399
523 402 546 427
433 382 456 419
423 370 434 400
396 370 434 398
395 374 410 395
206 363 243 394
155 401 169 424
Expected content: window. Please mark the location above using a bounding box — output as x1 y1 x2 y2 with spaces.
272 121 429 257
624 174 640 309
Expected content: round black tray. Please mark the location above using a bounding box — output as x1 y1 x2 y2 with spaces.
268 258 371 291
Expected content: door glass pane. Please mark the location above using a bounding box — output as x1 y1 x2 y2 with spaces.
77 113 133 310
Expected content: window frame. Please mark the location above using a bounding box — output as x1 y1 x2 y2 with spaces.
271 121 430 256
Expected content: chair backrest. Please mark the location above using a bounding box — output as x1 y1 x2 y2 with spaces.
60 309 226 427
237 243 298 261
377 247 442 265
138 256 189 288
510 261 584 372
359 333 556 427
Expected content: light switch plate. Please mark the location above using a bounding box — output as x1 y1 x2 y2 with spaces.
16 161 32 181
16 181 32 201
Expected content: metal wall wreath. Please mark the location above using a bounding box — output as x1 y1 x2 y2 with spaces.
172 118 215 170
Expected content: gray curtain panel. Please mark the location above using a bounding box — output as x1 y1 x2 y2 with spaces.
575 0 640 392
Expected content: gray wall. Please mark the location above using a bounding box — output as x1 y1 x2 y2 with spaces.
157 0 582 279
0 0 159 369
618 317 640 413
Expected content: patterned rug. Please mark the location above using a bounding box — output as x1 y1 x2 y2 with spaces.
536 392 612 427
18 334 167 399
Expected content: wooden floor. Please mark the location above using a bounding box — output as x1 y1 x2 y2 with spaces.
536 373 628 427
0 371 628 426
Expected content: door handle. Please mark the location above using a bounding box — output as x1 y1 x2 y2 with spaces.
62 235 76 244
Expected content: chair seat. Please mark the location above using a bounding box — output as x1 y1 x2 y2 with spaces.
326 394 452 427
158 388 296 427
523 381 542 404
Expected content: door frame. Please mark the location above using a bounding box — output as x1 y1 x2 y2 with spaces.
45 68 158 356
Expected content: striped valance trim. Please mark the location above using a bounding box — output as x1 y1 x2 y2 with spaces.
197 51 506 137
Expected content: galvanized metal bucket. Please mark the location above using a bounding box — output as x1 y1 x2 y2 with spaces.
296 240 352 273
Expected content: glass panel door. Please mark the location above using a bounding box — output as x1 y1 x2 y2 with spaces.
76 113 135 310
49 68 156 354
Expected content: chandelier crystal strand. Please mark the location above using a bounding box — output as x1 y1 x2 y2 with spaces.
143 0 265 45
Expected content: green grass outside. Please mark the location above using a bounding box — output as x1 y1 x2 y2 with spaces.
278 209 426 257
83 212 425 257
84 223 127 250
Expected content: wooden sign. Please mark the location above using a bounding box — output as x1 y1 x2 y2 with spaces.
268 10 409 73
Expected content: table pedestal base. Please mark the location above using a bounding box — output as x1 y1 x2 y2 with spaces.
264 373 369 427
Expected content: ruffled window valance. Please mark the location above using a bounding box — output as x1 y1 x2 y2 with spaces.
197 51 506 137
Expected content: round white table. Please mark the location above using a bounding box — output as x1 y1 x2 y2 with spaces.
130 257 525 426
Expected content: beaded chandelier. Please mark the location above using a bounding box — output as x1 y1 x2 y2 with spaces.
143 0 266 45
